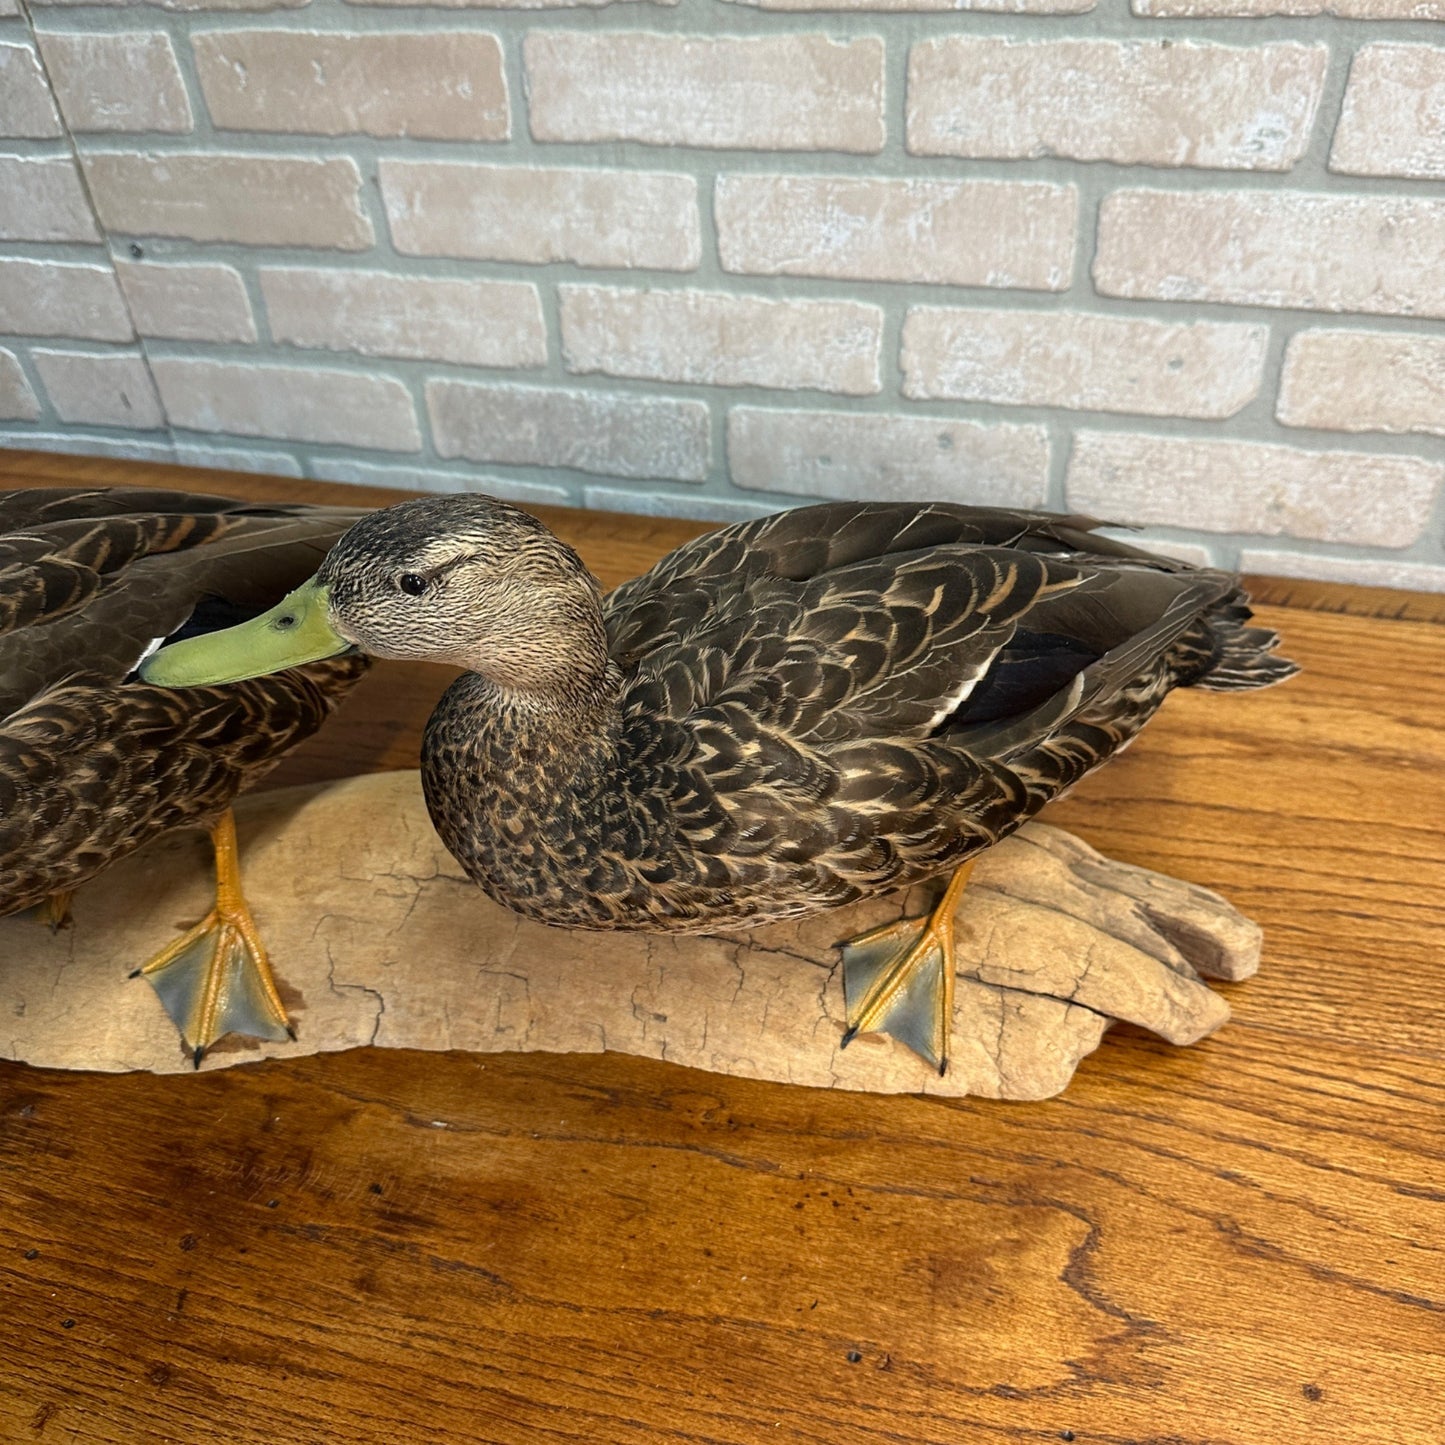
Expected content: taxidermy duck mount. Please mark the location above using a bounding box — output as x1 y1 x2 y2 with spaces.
3 770 1265 1097
81 494 1293 1090
0 486 370 1063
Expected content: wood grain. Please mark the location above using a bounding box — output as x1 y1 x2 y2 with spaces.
1 450 1441 1445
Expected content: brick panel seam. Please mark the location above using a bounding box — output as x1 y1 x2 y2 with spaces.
2 21 138 441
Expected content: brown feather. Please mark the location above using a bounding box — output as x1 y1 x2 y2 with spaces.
402 499 1298 934
0 487 369 917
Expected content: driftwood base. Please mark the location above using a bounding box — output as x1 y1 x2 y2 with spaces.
0 771 1261 1098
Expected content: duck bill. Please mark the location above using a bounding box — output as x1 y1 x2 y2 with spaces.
140 579 352 687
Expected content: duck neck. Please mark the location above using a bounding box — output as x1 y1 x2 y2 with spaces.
422 610 623 783
449 595 613 715
444 652 621 750
420 653 627 913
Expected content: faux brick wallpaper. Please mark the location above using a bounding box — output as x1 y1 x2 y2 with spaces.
1 0 1443 590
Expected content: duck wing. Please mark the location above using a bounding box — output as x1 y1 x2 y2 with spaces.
603 502 1282 903
603 499 1114 664
0 487 364 715
0 487 369 914
607 500 1233 745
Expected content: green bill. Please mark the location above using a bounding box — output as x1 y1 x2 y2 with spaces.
141 580 350 687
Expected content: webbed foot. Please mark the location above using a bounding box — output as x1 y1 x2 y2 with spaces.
133 810 291 1064
840 859 977 1074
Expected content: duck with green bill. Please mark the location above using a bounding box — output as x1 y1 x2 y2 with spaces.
142 494 1296 1074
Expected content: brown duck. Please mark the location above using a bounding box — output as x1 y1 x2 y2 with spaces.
144 496 1295 1072
0 486 368 1061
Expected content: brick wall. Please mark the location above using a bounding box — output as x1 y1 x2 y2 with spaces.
1 0 1443 589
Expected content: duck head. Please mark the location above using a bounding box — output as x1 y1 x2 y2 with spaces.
142 494 610 704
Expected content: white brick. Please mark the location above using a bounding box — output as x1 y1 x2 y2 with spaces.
1277 330 1445 438
1095 190 1445 320
0 0 19 15
152 358 421 452
0 259 133 342
173 443 303 478
524 32 885 153
0 43 64 138
309 457 572 509
261 269 546 369
0 349 39 421
715 175 1074 291
1134 0 1442 16
902 308 1267 419
32 349 166 430
1239 549 1445 593
38 31 193 133
427 381 710 482
0 155 100 244
380 161 699 271
908 38 1326 171
114 259 257 343
726 0 1092 10
1067 432 1441 548
1331 45 1445 182
561 286 881 396
193 30 508 141
584 485 774 522
728 407 1050 506
83 152 373 250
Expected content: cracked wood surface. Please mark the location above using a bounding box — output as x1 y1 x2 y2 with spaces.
0 775 1260 1097
2 452 1443 1445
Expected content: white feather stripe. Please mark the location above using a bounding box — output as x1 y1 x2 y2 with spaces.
920 661 990 733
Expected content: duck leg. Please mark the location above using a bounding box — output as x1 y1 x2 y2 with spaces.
132 809 292 1066
35 890 74 932
840 858 977 1075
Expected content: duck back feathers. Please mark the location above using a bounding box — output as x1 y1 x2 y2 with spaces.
0 487 369 916
424 500 1295 933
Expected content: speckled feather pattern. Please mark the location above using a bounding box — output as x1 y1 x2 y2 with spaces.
419 501 1295 933
0 488 368 916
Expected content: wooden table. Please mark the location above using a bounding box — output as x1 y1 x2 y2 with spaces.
2 450 1441 1445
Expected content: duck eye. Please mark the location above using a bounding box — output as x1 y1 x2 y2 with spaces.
398 572 428 597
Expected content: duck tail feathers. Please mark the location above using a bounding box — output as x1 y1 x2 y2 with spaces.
1195 618 1299 692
